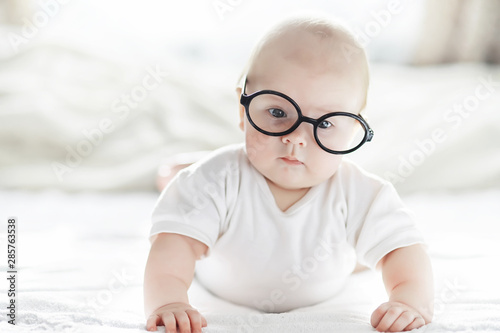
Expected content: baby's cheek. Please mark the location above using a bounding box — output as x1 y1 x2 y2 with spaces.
245 130 273 161
309 153 343 184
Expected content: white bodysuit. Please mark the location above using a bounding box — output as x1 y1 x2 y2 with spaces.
150 143 424 312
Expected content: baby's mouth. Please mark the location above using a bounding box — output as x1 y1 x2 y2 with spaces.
279 156 304 166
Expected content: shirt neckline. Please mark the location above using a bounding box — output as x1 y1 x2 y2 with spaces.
249 162 323 216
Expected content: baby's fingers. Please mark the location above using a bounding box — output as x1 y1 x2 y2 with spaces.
146 313 159 331
146 313 175 332
162 312 179 333
387 311 420 332
146 304 207 333
186 309 207 333
374 307 404 332
403 316 426 331
174 311 192 333
370 302 391 328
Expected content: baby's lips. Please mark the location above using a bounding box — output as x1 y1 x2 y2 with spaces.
280 156 304 165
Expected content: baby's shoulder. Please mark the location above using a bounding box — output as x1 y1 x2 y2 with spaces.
197 143 244 166
332 159 403 213
178 143 245 182
336 158 391 191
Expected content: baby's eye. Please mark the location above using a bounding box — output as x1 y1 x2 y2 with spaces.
268 108 286 118
318 120 333 129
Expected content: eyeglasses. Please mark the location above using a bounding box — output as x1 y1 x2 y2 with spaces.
240 80 374 154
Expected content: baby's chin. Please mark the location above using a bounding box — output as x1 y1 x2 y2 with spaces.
266 173 333 191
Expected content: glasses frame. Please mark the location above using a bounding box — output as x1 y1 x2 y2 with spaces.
240 80 374 155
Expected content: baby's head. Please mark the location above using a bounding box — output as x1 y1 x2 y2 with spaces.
237 15 371 191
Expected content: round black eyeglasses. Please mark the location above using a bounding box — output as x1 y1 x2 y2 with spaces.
240 80 374 154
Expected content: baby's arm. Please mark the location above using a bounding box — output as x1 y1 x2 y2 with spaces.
144 233 208 332
371 244 434 332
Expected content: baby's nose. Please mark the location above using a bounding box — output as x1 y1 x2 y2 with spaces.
281 123 309 147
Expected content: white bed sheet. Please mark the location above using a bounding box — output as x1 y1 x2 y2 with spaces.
0 189 499 332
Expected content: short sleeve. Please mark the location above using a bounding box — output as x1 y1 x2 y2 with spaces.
149 146 241 252
343 164 425 270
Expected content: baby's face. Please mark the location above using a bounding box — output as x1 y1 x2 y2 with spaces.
239 37 367 191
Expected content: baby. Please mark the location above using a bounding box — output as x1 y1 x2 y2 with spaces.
144 15 434 333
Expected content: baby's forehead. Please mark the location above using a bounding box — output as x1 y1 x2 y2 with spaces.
244 20 369 112
255 25 365 74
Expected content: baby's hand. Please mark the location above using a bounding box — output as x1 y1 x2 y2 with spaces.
370 301 426 332
146 302 207 333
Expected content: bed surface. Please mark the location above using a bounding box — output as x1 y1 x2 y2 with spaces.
1 189 499 332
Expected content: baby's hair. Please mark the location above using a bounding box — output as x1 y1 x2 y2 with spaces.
237 13 370 114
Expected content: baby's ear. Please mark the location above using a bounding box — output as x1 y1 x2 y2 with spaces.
236 87 245 131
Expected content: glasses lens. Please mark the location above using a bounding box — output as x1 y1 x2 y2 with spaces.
316 115 366 152
248 93 299 134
